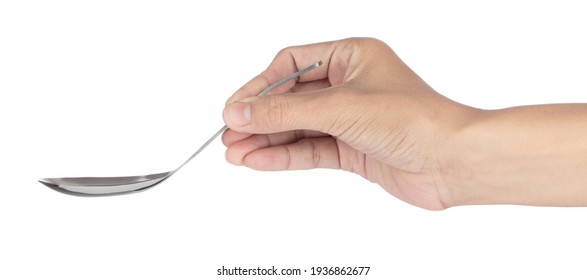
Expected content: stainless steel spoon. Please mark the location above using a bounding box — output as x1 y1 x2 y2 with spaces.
39 61 323 196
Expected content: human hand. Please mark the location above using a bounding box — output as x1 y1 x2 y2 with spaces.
222 38 473 210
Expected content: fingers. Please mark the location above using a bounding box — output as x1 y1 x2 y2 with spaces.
242 137 341 171
221 129 252 147
289 78 331 93
223 129 327 165
224 87 359 135
226 39 356 105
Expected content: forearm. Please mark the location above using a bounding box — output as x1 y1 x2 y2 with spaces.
446 104 587 207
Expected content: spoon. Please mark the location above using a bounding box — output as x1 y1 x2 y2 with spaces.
39 61 323 196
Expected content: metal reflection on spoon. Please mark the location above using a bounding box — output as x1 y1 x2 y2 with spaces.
39 61 323 197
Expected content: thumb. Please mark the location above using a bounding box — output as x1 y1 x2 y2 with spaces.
223 89 353 135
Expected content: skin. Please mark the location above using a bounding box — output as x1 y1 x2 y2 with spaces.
221 37 587 210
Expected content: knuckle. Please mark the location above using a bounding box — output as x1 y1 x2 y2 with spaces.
298 138 321 169
363 37 387 47
352 37 388 49
274 47 294 61
310 140 321 168
262 94 290 130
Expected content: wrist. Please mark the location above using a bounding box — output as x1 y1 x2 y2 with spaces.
434 104 488 208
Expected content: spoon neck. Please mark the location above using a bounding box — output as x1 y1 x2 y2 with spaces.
173 125 229 175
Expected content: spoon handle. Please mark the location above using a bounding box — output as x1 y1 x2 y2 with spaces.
172 61 323 174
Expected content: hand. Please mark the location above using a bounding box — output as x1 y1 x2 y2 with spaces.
222 38 473 210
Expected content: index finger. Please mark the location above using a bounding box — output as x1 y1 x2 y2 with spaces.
226 39 352 104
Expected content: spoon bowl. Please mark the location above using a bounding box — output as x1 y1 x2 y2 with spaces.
39 61 323 197
39 172 171 196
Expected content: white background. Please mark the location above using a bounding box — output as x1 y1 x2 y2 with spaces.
1 1 587 279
